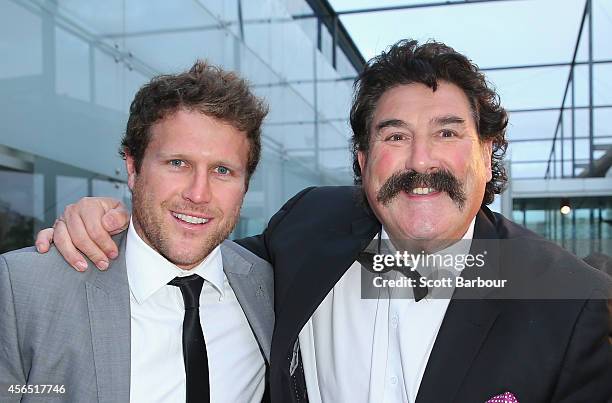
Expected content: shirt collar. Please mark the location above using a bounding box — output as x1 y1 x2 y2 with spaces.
378 217 476 275
376 218 477 300
434 217 475 265
379 217 475 252
126 218 226 305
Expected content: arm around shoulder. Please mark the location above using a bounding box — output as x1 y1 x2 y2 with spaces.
236 187 316 263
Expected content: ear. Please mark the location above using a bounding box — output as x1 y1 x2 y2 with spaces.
481 139 493 182
125 152 137 191
357 149 367 177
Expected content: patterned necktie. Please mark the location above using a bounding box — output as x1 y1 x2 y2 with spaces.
168 274 210 403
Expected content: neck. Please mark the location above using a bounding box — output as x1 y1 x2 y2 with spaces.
384 223 472 254
130 218 204 271
388 237 457 255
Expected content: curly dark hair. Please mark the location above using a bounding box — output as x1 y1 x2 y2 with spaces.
121 60 268 186
350 39 508 205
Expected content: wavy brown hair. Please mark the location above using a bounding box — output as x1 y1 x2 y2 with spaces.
121 60 268 186
350 39 508 205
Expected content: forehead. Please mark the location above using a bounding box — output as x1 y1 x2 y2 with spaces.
147 109 249 163
373 81 475 127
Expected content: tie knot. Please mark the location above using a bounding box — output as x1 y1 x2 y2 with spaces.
168 274 204 309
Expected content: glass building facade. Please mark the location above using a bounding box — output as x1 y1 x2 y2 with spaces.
513 196 611 257
2 0 610 261
0 0 361 252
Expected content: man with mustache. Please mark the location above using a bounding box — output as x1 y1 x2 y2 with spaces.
34 40 611 402
0 61 274 402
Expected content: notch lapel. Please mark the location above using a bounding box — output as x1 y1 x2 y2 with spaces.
270 212 380 377
221 240 275 363
416 299 500 403
416 209 502 403
86 234 131 403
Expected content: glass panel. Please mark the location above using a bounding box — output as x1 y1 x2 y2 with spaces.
0 0 43 79
337 0 583 65
56 175 88 217
55 26 90 102
0 0 364 243
513 197 612 257
0 169 37 253
487 67 570 110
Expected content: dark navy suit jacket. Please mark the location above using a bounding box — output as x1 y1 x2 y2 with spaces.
238 186 612 403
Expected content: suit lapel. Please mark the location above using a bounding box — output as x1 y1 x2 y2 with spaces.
416 299 500 402
271 211 380 377
221 240 275 363
416 208 502 403
86 234 131 403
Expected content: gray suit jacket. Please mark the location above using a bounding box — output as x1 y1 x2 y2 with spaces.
0 234 274 402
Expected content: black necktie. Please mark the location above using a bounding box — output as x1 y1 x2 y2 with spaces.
357 251 429 302
168 274 210 403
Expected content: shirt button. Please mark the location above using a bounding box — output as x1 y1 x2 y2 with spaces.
390 376 398 385
391 316 399 327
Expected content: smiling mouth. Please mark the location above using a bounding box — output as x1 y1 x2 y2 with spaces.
171 212 211 225
408 187 439 195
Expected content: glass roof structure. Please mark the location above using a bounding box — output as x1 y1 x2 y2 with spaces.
325 0 612 180
0 0 609 250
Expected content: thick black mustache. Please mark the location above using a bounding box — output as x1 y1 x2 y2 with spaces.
376 169 466 209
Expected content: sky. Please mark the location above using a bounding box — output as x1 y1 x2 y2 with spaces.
327 0 612 179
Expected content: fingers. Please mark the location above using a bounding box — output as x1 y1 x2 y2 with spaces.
63 204 111 271
35 228 54 253
102 206 130 236
36 197 127 272
52 218 89 272
77 200 123 261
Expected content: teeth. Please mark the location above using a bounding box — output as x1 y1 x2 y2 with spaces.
411 187 436 195
172 213 210 224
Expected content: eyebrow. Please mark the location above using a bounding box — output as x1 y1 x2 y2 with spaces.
431 115 466 126
156 152 190 161
374 119 411 132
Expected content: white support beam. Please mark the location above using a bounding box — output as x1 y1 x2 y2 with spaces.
512 177 612 199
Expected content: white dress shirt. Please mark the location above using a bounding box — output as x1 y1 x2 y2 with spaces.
126 221 265 403
299 218 476 403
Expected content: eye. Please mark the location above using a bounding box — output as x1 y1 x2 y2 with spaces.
169 159 186 168
440 129 456 138
385 133 405 142
215 166 231 175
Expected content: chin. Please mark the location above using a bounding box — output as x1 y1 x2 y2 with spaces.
168 253 205 268
407 230 437 239
398 217 438 237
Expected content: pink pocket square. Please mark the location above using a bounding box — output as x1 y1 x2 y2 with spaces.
486 392 518 403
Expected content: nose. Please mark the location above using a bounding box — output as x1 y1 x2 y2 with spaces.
181 169 212 204
406 135 439 174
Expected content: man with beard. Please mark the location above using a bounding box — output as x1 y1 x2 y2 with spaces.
0 61 274 403
34 40 611 402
